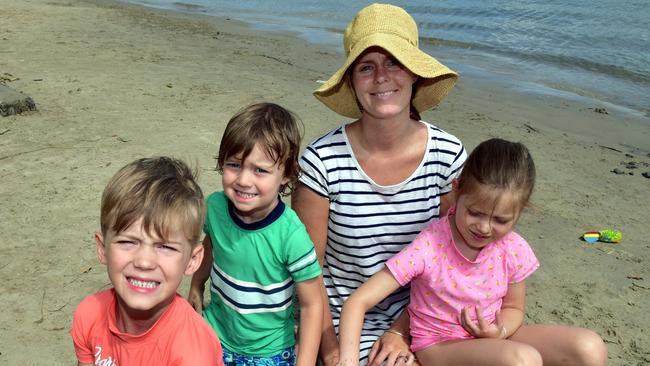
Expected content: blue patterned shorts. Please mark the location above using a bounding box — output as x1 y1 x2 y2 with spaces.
222 345 296 366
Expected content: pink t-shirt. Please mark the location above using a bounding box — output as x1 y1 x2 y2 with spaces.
71 289 224 366
385 214 539 351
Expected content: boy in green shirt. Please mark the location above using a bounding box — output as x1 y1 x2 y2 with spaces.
189 103 323 366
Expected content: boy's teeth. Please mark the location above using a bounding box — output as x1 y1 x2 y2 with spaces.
129 278 159 289
238 192 256 198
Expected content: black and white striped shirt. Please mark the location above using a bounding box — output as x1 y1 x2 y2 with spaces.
298 121 466 364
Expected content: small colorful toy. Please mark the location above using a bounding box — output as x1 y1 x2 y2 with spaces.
582 230 622 243
598 229 622 243
582 231 600 243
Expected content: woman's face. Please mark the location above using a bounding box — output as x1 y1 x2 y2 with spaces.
351 47 417 120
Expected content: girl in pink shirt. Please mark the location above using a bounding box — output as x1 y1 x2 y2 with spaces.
337 139 607 366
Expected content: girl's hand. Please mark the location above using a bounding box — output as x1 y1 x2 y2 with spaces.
460 306 504 339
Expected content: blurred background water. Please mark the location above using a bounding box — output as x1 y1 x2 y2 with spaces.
121 0 650 118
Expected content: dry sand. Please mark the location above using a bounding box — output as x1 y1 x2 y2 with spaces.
1 0 649 364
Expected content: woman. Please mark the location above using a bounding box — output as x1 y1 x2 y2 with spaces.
292 4 466 366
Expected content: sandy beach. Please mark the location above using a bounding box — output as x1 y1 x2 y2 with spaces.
1 0 649 364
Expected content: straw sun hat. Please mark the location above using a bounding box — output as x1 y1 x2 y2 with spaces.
314 3 458 119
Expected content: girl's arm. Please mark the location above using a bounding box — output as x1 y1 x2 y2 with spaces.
497 280 526 338
338 268 402 366
461 280 526 339
187 236 212 313
292 184 340 366
295 276 325 366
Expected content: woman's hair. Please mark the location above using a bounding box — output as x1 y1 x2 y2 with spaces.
457 138 536 208
100 157 205 245
217 102 303 196
410 82 421 121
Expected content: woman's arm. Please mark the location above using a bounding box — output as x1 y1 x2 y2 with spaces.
438 178 458 217
438 189 456 217
338 268 402 366
292 183 339 365
295 276 325 366
187 236 212 313
291 183 329 266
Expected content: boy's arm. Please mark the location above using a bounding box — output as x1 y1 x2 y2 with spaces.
187 236 212 313
295 276 324 366
292 183 340 366
77 362 92 366
338 268 401 366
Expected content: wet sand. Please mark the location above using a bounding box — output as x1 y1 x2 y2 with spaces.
1 0 649 364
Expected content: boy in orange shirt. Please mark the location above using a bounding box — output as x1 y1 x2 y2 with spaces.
71 157 225 365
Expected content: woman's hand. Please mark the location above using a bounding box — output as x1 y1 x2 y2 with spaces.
460 306 504 339
367 331 416 366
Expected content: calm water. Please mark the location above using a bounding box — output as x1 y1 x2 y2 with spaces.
123 0 650 118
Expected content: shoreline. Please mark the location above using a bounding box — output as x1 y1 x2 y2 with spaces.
1 0 649 364
114 0 650 154
119 0 650 121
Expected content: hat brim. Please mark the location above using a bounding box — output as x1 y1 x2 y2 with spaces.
314 33 458 119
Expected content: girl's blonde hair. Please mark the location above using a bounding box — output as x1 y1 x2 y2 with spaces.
457 138 536 209
217 102 303 196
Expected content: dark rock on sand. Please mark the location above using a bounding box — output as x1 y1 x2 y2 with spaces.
0 84 37 116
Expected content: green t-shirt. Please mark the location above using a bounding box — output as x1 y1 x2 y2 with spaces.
202 192 321 356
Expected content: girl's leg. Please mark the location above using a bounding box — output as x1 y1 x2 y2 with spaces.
509 324 607 366
415 338 542 366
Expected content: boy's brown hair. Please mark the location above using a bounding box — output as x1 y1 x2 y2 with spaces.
100 157 205 245
217 102 303 196
457 138 536 209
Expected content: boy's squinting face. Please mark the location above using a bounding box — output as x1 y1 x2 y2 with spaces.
96 217 202 320
222 142 289 224
451 187 521 256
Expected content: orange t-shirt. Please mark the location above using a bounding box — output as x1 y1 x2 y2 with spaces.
71 289 224 366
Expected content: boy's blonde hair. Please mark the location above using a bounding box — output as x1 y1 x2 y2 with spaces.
217 102 302 196
100 157 205 245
